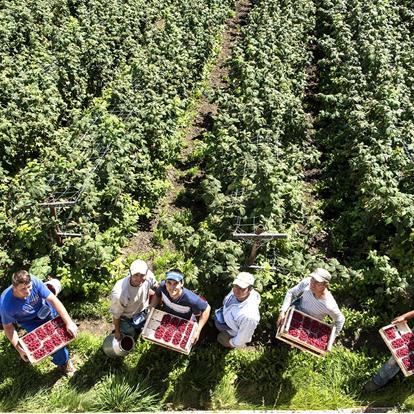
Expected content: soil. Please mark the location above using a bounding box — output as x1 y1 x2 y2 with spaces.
121 0 253 259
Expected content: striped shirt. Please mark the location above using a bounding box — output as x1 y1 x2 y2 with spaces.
281 277 345 335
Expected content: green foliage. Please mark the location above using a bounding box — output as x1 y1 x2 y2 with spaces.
93 373 161 412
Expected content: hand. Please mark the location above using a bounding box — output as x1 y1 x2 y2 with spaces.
17 346 29 362
65 320 78 338
114 330 123 341
277 311 285 327
392 315 406 325
191 330 200 344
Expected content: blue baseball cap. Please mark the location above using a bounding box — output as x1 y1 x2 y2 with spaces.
165 270 184 282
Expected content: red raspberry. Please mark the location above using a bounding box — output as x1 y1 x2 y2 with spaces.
408 341 414 351
402 332 414 343
384 327 396 340
180 339 188 349
22 333 37 345
299 331 308 342
51 334 62 346
290 319 302 329
36 327 48 340
310 320 320 332
27 339 41 352
391 338 404 349
161 315 171 325
396 347 409 358
44 323 55 336
288 328 299 337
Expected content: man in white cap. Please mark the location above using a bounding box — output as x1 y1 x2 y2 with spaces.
214 272 261 348
277 267 345 336
110 259 158 340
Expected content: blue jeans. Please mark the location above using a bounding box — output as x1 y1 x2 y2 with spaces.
20 307 69 366
373 356 401 386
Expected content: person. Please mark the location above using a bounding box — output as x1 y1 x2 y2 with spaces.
364 310 414 391
150 269 210 344
277 268 345 336
110 259 158 340
0 270 78 375
214 271 261 348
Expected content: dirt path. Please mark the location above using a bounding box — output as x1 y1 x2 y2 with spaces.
121 0 253 260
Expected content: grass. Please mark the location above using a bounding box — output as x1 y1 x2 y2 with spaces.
2 330 414 412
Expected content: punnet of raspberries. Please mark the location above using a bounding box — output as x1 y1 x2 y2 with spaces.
303 318 312 330
391 338 405 349
402 332 414 343
22 332 37 345
36 327 48 340
27 340 41 352
396 347 409 358
292 311 303 322
33 348 47 360
288 328 299 337
383 327 397 340
402 356 414 371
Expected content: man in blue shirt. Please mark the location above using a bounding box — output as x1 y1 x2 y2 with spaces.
0 270 78 374
150 269 210 344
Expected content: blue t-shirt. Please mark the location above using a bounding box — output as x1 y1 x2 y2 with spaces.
155 281 208 320
0 277 51 325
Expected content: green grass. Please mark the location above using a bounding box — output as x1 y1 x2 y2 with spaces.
1 331 414 412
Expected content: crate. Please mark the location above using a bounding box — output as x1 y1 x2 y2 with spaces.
19 316 75 364
379 322 414 377
141 308 198 355
276 306 336 356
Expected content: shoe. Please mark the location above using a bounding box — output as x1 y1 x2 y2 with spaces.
363 379 383 392
58 359 76 377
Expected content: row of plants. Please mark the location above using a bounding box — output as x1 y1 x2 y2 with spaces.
159 0 330 322
0 0 233 292
314 0 414 316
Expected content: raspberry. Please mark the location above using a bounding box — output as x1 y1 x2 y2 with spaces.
310 320 320 332
22 333 37 345
384 327 396 340
402 332 414 343
288 328 299 337
299 331 308 342
51 334 62 346
396 347 409 358
27 339 41 352
44 323 55 336
36 327 48 340
391 338 404 349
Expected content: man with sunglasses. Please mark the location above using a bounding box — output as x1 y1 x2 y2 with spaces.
110 259 157 340
150 269 210 344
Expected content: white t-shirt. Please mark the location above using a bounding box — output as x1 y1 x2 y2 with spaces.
110 271 156 319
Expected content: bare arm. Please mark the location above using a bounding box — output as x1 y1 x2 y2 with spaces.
113 316 122 341
192 304 211 344
393 310 414 324
149 294 161 309
3 323 28 361
46 294 78 337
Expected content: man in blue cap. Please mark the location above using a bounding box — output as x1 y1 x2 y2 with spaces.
150 269 210 344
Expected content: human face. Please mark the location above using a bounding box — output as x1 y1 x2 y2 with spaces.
130 273 146 288
13 282 33 299
310 277 327 297
165 279 183 299
232 284 251 302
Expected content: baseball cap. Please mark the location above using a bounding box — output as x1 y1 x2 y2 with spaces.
165 270 184 282
310 268 331 283
129 259 148 276
233 272 255 289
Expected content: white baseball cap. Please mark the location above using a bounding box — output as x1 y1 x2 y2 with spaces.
310 268 331 283
129 259 148 276
233 272 255 288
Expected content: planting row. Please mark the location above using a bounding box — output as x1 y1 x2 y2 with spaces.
0 0 233 291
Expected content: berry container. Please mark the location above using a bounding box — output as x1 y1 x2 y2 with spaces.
19 316 75 364
379 322 414 377
276 306 336 357
141 308 197 355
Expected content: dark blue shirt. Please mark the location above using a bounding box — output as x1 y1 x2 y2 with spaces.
155 281 208 320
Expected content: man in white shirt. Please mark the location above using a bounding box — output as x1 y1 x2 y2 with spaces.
277 268 345 337
110 259 157 340
214 272 260 348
